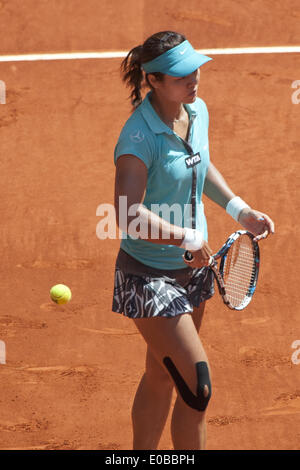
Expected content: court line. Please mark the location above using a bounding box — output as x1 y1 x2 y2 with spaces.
0 46 299 62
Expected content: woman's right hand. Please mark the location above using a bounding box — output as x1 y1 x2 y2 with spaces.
182 241 213 268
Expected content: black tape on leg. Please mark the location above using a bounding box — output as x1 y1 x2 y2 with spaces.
163 357 211 412
196 361 212 411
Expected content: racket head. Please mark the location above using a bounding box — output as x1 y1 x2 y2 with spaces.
216 230 260 310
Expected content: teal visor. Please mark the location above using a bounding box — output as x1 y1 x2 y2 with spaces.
141 40 212 77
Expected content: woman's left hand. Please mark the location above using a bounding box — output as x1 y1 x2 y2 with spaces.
238 208 275 242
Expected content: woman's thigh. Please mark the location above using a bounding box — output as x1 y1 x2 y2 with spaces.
133 310 210 396
191 301 206 333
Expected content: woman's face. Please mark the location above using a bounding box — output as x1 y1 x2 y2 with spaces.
149 69 200 104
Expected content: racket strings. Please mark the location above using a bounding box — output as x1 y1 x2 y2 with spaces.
222 238 256 307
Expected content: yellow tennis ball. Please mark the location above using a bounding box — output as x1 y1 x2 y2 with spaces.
50 284 72 305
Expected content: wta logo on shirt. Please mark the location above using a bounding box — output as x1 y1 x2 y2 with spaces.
185 152 201 169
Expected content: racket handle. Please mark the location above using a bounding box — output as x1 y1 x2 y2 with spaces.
184 250 193 261
184 252 215 266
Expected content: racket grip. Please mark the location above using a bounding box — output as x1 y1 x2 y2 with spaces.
185 252 215 265
184 250 193 261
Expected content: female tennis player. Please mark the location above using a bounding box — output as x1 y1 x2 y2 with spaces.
112 31 274 450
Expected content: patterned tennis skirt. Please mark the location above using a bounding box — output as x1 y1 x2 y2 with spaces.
112 249 215 319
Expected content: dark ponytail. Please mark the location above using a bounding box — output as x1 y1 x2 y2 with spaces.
121 45 144 110
121 31 186 111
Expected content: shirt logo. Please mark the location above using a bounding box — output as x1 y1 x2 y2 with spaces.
130 130 145 143
180 48 188 55
185 152 201 169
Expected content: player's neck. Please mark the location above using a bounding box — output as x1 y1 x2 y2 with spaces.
150 93 187 128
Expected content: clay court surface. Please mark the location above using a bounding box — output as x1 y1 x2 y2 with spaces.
0 0 299 450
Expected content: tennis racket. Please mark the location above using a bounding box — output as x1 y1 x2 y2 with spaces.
185 230 260 310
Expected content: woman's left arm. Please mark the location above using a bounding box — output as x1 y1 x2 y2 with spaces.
203 162 275 241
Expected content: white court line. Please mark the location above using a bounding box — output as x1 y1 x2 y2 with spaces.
0 340 6 364
0 46 299 62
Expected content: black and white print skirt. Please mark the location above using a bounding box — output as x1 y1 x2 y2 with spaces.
112 249 215 319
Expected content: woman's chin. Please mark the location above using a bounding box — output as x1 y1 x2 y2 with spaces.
184 94 197 104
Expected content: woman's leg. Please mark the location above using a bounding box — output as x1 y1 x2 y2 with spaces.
171 302 209 450
191 301 206 334
133 303 211 450
131 347 174 450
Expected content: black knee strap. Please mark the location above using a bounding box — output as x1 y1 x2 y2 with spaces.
163 357 211 412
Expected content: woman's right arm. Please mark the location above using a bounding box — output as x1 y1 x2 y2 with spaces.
114 154 185 245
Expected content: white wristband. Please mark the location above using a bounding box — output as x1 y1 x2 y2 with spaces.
180 228 204 251
226 196 250 222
